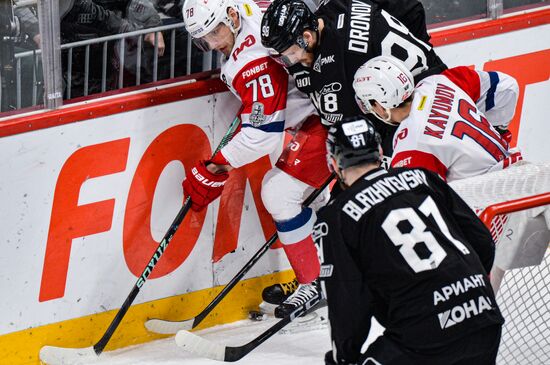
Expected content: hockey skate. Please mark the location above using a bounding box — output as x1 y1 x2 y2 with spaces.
251 280 328 335
274 281 327 334
258 278 299 314
274 281 322 318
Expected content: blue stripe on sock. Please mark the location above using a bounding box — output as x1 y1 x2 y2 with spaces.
275 207 313 233
486 71 499 111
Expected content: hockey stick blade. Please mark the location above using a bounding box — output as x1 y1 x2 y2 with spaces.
144 317 193 334
175 294 324 362
175 331 226 361
147 173 336 335
39 346 99 365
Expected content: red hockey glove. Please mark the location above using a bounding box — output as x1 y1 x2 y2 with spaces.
500 130 513 145
496 126 513 145
183 161 229 212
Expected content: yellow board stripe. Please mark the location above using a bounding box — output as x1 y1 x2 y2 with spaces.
0 270 294 365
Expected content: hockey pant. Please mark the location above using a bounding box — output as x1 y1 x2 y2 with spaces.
261 116 331 284
262 167 329 283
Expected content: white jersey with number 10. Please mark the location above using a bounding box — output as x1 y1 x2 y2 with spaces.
391 66 521 182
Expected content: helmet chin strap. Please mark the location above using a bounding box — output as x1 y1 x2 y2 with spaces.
372 106 399 127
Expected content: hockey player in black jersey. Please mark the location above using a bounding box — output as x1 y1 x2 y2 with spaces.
318 116 504 364
260 0 447 155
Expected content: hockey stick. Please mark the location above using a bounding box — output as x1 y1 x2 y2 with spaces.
175 290 325 361
39 115 241 365
145 172 335 334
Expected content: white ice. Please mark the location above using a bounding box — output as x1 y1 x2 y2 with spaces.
89 309 384 365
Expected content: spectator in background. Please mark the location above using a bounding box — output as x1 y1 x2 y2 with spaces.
14 5 41 48
1 2 43 111
145 0 212 80
113 0 167 85
151 0 183 19
60 0 164 97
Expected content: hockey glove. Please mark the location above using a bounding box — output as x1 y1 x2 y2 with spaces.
183 160 229 212
495 126 513 145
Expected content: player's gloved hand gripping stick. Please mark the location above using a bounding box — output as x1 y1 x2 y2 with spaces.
38 115 242 365
183 160 229 211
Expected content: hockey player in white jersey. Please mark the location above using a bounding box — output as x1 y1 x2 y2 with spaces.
352 57 550 304
353 55 522 182
182 0 332 317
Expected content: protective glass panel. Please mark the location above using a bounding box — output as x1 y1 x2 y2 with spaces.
503 0 548 11
1 0 43 115
58 0 204 100
421 0 488 26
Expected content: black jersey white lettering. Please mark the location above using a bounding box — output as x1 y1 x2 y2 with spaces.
348 0 371 53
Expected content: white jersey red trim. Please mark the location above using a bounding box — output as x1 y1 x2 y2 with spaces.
391 66 521 182
218 0 315 168
442 66 519 129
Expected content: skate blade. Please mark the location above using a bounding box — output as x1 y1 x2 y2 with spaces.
278 306 328 335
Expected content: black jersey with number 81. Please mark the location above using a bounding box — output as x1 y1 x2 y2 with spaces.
315 167 503 359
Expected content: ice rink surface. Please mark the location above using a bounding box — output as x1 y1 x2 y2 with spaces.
89 308 383 365
92 318 331 365
69 248 550 365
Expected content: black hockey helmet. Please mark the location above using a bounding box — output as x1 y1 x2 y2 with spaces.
261 0 318 54
327 116 382 171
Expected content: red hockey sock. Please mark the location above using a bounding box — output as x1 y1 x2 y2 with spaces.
282 235 320 284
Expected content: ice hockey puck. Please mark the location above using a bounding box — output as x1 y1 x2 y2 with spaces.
249 310 267 321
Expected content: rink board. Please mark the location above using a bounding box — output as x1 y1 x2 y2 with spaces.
0 8 549 365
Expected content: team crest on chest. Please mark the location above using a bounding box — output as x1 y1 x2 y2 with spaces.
313 55 322 72
250 102 266 127
313 54 336 72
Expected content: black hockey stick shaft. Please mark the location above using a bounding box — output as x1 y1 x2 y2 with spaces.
93 116 241 355
94 201 191 354
191 172 335 329
224 293 325 361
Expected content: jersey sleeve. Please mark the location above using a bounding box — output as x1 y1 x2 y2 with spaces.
219 57 289 168
427 170 496 273
475 70 519 129
442 66 519 128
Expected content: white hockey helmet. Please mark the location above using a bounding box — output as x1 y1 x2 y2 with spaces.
353 55 414 125
183 0 239 40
